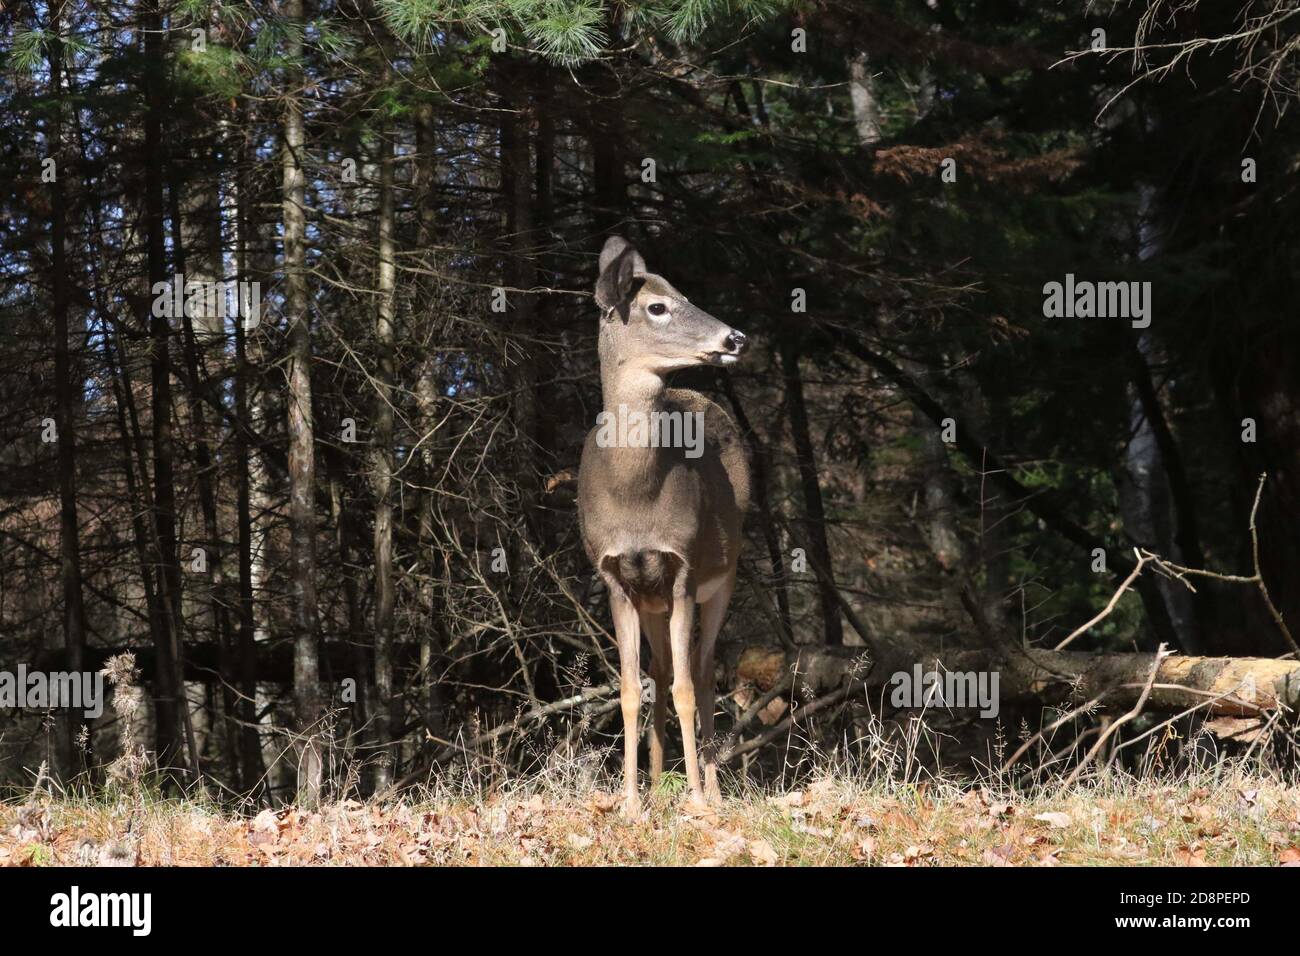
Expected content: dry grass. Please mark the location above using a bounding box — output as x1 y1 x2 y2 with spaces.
4 763 1300 866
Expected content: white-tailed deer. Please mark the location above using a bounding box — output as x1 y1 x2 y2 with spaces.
578 236 750 815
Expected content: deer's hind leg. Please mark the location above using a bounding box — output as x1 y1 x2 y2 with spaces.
640 610 671 789
694 571 736 804
609 589 643 818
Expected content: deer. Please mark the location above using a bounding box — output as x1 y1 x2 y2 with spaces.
578 236 751 816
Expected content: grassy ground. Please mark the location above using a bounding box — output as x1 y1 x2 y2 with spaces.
4 767 1300 866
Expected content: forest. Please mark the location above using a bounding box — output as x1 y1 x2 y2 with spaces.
2 0 1300 869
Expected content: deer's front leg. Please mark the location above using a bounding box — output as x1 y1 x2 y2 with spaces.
640 611 671 787
610 590 643 818
668 591 704 805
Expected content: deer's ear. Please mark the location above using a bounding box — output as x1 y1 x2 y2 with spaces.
599 236 647 277
595 245 642 313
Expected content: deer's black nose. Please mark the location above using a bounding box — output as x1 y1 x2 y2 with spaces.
726 330 748 354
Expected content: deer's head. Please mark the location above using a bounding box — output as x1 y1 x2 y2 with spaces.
594 236 748 377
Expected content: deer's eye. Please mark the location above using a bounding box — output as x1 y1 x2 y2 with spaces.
647 302 668 317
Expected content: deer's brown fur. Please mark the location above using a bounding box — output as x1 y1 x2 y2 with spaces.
578 236 750 814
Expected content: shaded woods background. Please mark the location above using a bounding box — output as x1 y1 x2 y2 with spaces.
2 0 1298 804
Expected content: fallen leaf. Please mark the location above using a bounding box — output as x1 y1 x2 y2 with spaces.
682 802 722 826
748 840 779 866
700 832 747 865
903 843 934 863
791 822 833 838
1032 812 1071 829
982 845 1013 866
1174 843 1208 867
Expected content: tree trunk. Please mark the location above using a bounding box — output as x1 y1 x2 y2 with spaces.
47 10 88 780
721 375 794 643
1112 178 1203 653
282 0 323 805
413 104 449 746
847 53 883 146
143 0 187 779
588 51 625 236
531 66 559 551
170 141 235 793
233 120 267 798
371 108 398 788
498 66 541 548
780 343 844 645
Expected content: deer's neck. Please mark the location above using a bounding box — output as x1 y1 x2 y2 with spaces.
599 364 671 493
602 363 667 416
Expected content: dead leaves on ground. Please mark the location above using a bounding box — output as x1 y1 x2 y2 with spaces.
681 802 780 867
0 802 141 867
2 777 1299 866
233 800 539 866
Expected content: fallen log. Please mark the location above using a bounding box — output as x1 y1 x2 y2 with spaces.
722 643 1300 717
31 638 1300 721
